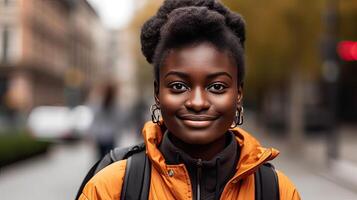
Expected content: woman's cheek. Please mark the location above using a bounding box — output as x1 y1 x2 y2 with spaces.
211 94 236 112
159 90 185 114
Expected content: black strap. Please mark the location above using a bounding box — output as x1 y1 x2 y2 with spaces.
254 163 280 200
140 153 151 199
121 149 151 200
75 143 146 200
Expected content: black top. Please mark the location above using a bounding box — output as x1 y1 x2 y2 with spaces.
159 131 240 200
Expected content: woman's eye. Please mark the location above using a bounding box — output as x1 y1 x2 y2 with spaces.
208 83 227 93
170 83 188 92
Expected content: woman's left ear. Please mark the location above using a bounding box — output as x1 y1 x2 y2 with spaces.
237 83 243 105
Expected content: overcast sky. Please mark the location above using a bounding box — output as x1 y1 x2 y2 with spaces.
87 0 136 29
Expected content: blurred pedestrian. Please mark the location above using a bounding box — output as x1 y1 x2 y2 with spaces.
88 83 122 159
130 97 148 138
78 0 301 199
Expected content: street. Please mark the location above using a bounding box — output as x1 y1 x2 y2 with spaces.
0 141 96 200
0 132 139 200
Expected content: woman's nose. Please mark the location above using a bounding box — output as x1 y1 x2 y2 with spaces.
184 87 210 112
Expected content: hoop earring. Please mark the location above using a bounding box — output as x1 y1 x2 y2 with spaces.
230 106 244 128
238 106 244 125
150 104 161 125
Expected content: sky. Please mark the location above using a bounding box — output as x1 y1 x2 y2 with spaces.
87 0 136 29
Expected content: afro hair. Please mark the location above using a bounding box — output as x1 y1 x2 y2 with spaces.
140 0 246 84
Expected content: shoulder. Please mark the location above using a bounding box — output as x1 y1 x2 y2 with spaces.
276 170 301 200
78 160 127 200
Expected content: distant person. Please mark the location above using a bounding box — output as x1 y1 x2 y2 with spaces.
89 83 122 158
78 0 300 199
131 96 148 138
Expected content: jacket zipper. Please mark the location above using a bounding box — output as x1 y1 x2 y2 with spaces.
196 158 202 200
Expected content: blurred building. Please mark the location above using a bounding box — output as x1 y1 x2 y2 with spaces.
66 0 109 107
0 0 108 123
114 29 138 109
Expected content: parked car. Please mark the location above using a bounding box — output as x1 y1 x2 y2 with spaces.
27 105 93 141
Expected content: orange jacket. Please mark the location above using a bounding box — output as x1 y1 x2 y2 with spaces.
79 122 301 200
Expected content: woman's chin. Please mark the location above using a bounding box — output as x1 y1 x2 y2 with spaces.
178 132 220 145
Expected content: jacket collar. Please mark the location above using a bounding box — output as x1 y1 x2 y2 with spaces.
141 121 279 178
158 130 239 197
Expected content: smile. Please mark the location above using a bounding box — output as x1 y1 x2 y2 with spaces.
178 114 218 128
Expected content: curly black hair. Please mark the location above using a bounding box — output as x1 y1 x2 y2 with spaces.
140 0 246 85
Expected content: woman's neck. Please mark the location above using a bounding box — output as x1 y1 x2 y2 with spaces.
168 133 227 161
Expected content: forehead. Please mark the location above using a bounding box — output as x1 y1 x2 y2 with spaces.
161 43 237 79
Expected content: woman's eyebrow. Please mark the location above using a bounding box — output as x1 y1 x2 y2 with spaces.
207 72 233 80
164 71 189 79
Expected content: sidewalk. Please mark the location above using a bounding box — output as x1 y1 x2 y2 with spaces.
242 114 357 200
0 130 140 200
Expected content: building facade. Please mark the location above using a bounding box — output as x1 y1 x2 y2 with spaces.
0 0 106 122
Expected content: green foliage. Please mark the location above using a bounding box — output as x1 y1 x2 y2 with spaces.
0 131 50 166
222 0 324 105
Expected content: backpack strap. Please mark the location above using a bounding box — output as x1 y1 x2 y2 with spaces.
75 143 146 200
120 149 151 200
93 143 145 174
254 163 280 200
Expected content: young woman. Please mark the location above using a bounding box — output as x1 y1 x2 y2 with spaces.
78 0 300 199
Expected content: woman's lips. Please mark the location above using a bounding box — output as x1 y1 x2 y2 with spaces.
178 114 218 128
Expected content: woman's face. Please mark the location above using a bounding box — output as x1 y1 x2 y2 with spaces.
155 43 243 145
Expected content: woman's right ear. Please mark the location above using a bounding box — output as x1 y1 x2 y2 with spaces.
154 80 160 105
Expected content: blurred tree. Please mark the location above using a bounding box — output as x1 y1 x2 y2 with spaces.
223 0 324 108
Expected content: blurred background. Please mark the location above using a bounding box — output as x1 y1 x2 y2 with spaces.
0 0 356 199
